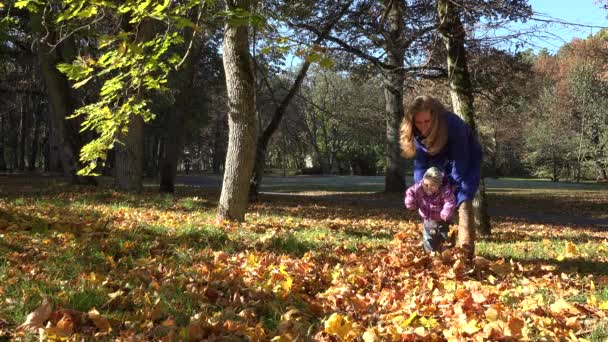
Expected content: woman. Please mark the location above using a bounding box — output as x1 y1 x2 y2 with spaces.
400 95 482 257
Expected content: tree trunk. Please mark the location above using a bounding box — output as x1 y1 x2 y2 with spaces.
0 110 6 171
114 20 156 191
32 14 96 185
249 2 351 195
249 61 313 195
29 107 41 171
437 0 490 243
115 115 144 191
159 22 201 193
217 0 257 222
383 0 406 193
212 112 227 174
18 98 28 171
159 112 186 193
46 111 62 172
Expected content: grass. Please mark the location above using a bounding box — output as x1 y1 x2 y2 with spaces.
0 175 607 340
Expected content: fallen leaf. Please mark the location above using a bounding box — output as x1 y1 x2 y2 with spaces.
16 297 52 332
550 299 580 315
88 308 111 333
324 313 351 339
362 328 379 342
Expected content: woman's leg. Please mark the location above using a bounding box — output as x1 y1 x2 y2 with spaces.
457 200 475 258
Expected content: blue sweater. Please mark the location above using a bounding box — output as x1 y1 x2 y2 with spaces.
413 111 482 205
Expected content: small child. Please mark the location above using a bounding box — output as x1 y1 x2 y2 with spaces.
405 166 456 253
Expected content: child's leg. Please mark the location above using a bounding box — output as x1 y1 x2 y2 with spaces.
422 220 442 252
437 221 451 248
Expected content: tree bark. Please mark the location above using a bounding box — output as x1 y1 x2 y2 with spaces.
383 0 407 193
212 112 227 174
217 0 257 222
32 14 96 184
115 115 145 191
18 97 28 171
29 106 41 171
37 49 94 184
159 22 201 193
114 20 157 191
437 0 491 243
0 110 6 171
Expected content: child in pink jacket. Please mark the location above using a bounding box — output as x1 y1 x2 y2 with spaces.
405 166 456 252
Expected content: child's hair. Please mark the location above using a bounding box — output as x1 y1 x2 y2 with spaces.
423 167 444 186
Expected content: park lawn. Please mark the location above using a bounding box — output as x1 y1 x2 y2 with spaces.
0 178 607 341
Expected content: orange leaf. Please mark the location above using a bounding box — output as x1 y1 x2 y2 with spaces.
55 313 75 335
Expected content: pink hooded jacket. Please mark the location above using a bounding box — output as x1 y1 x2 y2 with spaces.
404 182 456 221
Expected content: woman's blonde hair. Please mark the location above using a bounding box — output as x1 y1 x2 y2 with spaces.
400 95 448 158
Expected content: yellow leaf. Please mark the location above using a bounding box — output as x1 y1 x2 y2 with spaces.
324 313 352 339
599 301 608 310
587 295 597 306
565 241 578 255
549 299 580 315
462 319 479 335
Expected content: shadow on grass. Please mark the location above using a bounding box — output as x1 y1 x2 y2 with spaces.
342 229 394 240
513 257 608 277
482 230 607 243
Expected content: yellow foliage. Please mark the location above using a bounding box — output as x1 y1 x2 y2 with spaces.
324 313 352 339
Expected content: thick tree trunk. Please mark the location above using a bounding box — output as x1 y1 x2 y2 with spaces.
437 0 490 246
115 115 144 191
217 0 257 222
32 14 96 185
383 0 406 193
114 20 156 191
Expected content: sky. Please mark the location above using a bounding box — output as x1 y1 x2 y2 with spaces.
494 0 608 53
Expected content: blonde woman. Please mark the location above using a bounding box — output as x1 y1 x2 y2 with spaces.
400 95 482 258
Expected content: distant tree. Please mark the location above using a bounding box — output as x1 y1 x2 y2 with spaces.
524 88 574 181
248 0 353 195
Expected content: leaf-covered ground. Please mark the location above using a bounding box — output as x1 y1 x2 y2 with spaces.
0 176 607 341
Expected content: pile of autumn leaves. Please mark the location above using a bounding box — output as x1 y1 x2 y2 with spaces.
11 219 607 341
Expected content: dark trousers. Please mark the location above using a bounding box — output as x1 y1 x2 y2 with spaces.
422 219 450 253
